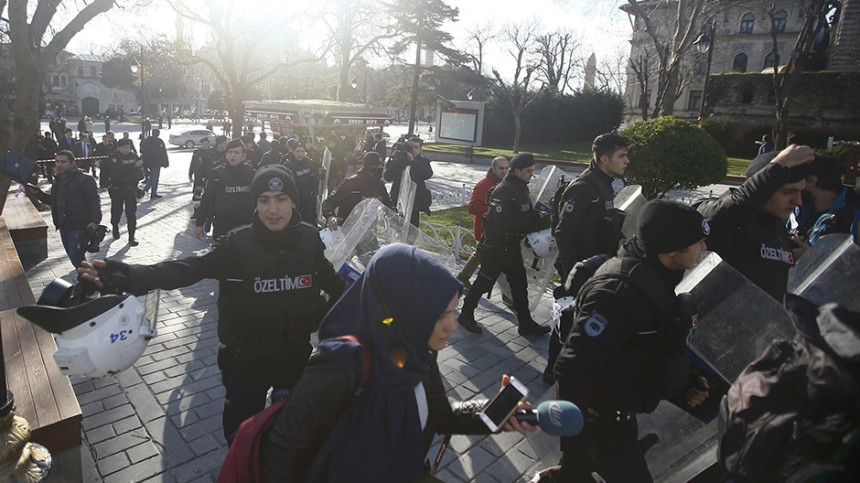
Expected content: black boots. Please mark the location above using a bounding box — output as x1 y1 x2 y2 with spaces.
518 316 551 336
457 311 483 334
112 225 120 240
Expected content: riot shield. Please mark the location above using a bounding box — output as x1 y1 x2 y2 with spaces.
316 148 333 221
326 198 458 279
613 185 646 239
635 251 794 480
787 233 859 312
530 165 564 206
396 166 417 237
495 241 557 313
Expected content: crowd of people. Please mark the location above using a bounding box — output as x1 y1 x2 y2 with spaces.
25 118 860 481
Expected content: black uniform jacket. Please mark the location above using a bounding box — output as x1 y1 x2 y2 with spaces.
483 173 549 249
101 151 144 187
106 217 344 359
385 153 433 214
555 242 690 416
697 162 796 300
261 350 489 482
36 168 101 230
554 166 620 277
321 171 390 222
195 163 256 237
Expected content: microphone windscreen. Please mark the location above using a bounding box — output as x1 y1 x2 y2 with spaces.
536 400 584 436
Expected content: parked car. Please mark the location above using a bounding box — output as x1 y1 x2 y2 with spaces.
169 129 216 149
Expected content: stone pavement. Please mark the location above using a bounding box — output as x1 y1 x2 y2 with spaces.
22 145 566 482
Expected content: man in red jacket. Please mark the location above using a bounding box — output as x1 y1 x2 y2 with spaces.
456 156 509 288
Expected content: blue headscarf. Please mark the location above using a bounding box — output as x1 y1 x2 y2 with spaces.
318 243 462 481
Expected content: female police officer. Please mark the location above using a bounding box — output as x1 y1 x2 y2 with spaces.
79 165 344 443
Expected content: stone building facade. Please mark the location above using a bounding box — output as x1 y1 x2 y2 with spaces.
44 52 138 118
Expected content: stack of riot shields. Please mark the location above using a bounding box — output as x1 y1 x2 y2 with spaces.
614 184 647 240
323 197 458 281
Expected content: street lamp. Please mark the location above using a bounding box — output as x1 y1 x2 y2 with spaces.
693 19 716 119
130 47 146 118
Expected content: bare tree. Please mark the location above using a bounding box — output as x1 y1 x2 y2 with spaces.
0 0 116 213
170 2 315 139
316 0 398 101
622 0 709 117
595 49 628 94
535 28 583 93
464 24 497 75
767 0 838 148
492 20 545 153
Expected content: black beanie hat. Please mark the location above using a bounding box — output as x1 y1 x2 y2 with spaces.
226 138 244 151
637 200 710 254
510 152 536 170
361 152 382 170
215 135 228 144
252 165 299 205
746 151 808 183
117 138 132 147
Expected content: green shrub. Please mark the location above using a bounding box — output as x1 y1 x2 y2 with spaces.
622 117 728 199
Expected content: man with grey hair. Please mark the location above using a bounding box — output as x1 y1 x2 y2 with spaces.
456 156 509 288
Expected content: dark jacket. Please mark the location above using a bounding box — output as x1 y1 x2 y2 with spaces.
791 187 860 246
697 163 797 301
321 170 390 223
37 137 58 160
261 351 489 482
284 156 320 222
483 172 549 248
385 153 433 214
554 166 622 278
195 163 256 237
554 241 691 422
36 168 101 230
140 136 169 169
104 217 344 366
468 168 503 240
101 151 144 187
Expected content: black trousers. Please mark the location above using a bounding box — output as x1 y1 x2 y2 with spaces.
461 243 530 319
109 185 137 237
218 339 312 444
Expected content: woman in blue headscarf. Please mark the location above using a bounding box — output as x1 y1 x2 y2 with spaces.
261 243 534 481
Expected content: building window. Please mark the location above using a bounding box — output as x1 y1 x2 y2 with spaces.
732 53 749 73
60 75 67 88
688 90 703 111
78 67 84 76
51 75 59 87
740 83 755 103
90 66 96 77
763 52 776 70
773 10 788 33
740 13 754 34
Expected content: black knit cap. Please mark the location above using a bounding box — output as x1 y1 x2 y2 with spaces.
746 151 808 183
510 152 536 170
637 200 710 254
361 151 383 170
215 135 228 144
117 139 132 147
252 165 299 205
226 138 244 151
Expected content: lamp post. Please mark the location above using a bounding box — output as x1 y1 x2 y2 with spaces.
693 19 716 119
130 46 146 118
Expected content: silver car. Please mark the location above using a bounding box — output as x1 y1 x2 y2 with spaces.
169 129 216 149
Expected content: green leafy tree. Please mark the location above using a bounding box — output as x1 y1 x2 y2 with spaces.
622 116 727 200
387 0 465 135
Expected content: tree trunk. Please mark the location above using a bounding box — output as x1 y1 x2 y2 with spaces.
512 112 522 153
408 42 421 136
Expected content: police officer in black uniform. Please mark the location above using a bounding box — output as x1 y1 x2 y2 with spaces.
322 152 391 229
284 141 320 226
697 144 814 301
79 165 345 444
554 200 711 482
458 153 551 336
195 139 256 239
554 133 629 281
101 138 144 246
189 137 212 200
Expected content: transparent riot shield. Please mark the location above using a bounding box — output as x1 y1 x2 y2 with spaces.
530 165 564 206
396 166 418 238
634 251 795 481
495 241 558 313
326 198 457 280
613 185 646 240
787 233 859 312
316 147 333 222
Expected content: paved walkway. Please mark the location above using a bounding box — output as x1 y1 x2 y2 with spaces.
23 144 567 482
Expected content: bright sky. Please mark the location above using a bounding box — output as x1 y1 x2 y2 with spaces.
67 0 631 88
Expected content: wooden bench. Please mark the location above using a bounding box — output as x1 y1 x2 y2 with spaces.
0 216 82 481
3 195 48 270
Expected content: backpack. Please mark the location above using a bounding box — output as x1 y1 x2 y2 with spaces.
216 335 372 483
718 295 860 482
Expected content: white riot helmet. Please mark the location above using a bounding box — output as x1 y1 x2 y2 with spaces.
526 229 558 258
17 279 159 379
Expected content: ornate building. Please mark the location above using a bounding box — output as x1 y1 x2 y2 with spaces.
44 52 137 118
